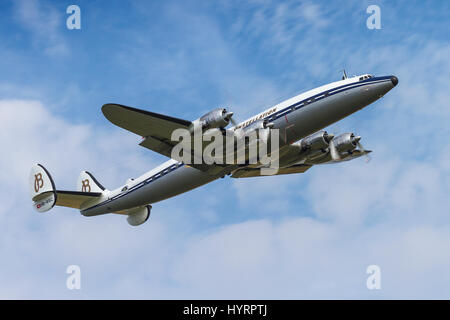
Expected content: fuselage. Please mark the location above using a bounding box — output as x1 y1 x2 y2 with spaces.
81 74 397 216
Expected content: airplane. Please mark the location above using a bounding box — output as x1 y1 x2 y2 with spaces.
29 72 398 226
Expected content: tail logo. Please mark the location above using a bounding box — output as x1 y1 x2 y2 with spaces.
81 179 91 192
34 173 44 192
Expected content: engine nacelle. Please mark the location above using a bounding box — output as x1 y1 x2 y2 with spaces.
300 131 333 150
199 108 233 130
333 133 360 153
126 205 151 226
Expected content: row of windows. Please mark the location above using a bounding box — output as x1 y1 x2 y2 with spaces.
143 163 181 185
120 163 183 193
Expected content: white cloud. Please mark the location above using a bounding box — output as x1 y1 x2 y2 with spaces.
13 0 68 56
168 217 450 299
0 99 165 298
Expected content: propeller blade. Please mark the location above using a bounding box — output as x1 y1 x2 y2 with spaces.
357 141 371 163
329 139 340 161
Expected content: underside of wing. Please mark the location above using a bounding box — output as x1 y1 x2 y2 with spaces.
231 164 312 178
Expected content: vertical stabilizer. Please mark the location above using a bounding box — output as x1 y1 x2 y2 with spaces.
29 164 57 212
77 171 107 193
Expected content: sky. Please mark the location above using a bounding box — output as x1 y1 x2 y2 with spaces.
0 0 449 299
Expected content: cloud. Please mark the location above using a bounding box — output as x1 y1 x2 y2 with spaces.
13 0 68 56
169 217 450 299
0 98 165 298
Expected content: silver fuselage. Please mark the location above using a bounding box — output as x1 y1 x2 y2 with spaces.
82 75 397 216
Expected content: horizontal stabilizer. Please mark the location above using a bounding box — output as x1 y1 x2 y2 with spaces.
54 190 103 209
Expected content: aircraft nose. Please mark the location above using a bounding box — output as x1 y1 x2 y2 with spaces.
390 76 398 87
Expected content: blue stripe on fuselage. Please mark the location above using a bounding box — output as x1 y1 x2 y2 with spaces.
82 162 185 213
262 76 391 123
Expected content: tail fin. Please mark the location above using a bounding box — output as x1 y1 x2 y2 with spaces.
29 164 57 212
77 171 107 193
29 164 104 212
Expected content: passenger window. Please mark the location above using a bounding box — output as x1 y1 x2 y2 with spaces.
359 77 363 81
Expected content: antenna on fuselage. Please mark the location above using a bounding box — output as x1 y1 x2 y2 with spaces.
341 69 348 80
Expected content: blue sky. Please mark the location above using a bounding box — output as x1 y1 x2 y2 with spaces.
0 0 449 298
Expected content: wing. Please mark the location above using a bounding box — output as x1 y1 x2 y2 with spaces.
231 142 371 178
102 103 233 175
102 103 192 159
231 164 312 178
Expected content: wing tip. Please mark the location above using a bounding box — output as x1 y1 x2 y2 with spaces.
101 103 121 116
101 103 192 127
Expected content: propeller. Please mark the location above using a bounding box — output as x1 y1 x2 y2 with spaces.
223 110 239 127
230 115 238 127
326 121 371 163
351 134 371 163
355 138 371 163
328 133 371 163
223 88 240 128
221 109 238 127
